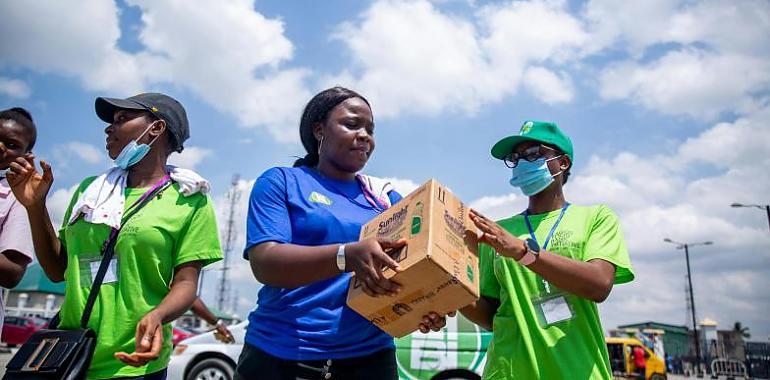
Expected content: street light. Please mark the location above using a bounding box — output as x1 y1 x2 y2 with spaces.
663 238 713 378
731 203 770 232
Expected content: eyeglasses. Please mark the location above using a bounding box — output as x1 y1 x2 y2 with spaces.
503 144 558 168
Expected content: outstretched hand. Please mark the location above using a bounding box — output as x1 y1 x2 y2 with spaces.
6 156 53 209
469 209 525 260
115 311 163 367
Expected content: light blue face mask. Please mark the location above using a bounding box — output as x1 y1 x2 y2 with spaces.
509 156 563 196
114 122 160 170
0 167 8 178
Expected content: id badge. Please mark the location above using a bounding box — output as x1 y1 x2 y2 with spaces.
532 292 575 328
79 256 119 287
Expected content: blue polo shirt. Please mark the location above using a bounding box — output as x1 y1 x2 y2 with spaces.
243 166 402 360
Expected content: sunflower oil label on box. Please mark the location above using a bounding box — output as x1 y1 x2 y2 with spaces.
347 179 480 338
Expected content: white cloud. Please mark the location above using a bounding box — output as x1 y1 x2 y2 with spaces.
589 0 770 120
667 0 770 57
582 0 684 56
479 0 589 65
47 184 79 231
128 0 312 142
0 77 31 99
52 141 104 167
331 0 586 118
0 0 143 94
677 107 770 169
0 0 311 142
3 0 768 129
332 0 490 117
168 146 212 170
522 67 574 104
584 0 770 58
470 193 525 221
383 177 420 196
598 49 770 120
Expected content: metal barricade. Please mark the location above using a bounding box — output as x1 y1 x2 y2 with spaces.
710 358 748 379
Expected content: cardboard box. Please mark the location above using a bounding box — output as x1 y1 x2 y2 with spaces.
346 179 480 337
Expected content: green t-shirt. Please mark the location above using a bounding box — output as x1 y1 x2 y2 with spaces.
479 204 634 380
58 177 223 379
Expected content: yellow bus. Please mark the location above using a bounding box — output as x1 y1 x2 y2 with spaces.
606 337 667 380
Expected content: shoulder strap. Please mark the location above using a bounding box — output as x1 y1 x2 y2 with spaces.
79 178 172 328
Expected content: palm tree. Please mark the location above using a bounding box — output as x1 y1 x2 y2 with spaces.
733 321 751 339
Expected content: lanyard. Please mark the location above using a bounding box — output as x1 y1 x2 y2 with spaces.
356 176 389 211
125 175 172 214
102 175 171 251
523 202 570 293
523 202 570 250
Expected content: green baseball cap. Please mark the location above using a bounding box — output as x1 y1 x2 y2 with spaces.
491 120 574 162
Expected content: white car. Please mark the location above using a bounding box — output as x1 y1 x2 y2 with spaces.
168 321 247 380
169 317 487 380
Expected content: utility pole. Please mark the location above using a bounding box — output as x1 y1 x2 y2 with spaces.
684 275 692 326
683 243 702 378
664 238 713 378
217 175 241 312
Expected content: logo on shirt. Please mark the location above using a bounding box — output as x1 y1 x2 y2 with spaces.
549 230 580 251
308 191 332 206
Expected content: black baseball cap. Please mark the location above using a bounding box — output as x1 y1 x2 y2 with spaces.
95 92 189 152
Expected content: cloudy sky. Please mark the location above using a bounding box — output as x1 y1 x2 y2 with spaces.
2 0 769 340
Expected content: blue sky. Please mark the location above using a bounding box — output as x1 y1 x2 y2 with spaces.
2 0 769 340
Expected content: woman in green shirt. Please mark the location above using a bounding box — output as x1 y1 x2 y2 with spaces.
461 120 634 380
7 93 222 379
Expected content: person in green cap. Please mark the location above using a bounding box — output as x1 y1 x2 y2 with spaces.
460 120 635 379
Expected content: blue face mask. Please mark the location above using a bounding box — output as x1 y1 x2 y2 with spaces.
509 156 563 196
114 122 160 170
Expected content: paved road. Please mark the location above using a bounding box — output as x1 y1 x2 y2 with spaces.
669 375 758 380
0 347 15 377
1 347 763 379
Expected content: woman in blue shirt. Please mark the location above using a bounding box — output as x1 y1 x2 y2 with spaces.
237 87 445 380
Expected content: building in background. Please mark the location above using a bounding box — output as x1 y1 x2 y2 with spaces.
2 264 64 319
616 321 692 357
617 319 769 378
700 319 750 361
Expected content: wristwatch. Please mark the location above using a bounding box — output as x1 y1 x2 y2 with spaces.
336 244 346 272
516 238 540 266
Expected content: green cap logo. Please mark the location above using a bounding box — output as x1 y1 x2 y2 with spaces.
309 191 332 205
520 121 534 135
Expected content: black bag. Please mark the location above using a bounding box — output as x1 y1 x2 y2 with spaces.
3 329 96 380
4 179 171 380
